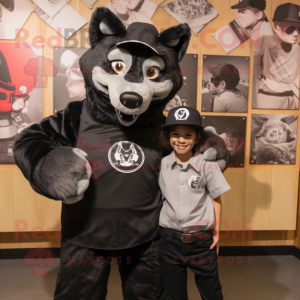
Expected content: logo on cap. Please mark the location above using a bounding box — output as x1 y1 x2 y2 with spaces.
174 108 189 121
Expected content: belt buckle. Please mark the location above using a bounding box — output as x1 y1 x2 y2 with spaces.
181 233 193 243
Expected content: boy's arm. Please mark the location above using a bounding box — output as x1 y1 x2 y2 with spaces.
211 196 222 234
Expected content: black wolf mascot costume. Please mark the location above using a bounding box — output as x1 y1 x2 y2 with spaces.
13 8 229 300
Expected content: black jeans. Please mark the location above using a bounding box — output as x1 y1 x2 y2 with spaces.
54 238 165 300
160 228 224 300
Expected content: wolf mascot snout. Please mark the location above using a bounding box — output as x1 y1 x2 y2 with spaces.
13 7 230 300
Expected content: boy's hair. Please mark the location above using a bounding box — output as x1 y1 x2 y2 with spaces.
248 6 266 22
211 77 238 90
160 125 202 153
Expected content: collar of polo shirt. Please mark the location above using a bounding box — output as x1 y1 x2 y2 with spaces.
166 151 203 173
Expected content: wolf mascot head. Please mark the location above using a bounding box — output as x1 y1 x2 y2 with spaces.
80 8 190 127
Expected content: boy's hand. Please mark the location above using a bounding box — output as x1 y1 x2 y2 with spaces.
210 228 220 255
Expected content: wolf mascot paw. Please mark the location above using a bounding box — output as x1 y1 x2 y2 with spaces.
13 7 230 299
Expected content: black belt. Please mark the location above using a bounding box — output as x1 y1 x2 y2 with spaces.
161 227 212 244
258 89 294 97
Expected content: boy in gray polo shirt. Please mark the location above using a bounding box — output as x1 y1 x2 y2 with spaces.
159 106 230 300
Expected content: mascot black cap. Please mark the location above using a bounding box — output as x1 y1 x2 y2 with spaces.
117 22 161 55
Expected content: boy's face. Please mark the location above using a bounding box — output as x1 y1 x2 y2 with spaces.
208 76 224 94
169 125 199 156
275 21 300 44
236 8 261 28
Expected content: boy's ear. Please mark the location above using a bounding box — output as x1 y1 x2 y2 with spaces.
158 23 191 62
89 7 127 48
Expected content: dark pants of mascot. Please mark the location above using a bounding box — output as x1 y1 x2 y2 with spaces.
54 237 165 300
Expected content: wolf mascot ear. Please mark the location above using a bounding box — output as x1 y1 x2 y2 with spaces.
89 7 127 47
158 24 191 62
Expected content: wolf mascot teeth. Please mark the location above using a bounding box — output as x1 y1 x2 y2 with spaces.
13 7 230 300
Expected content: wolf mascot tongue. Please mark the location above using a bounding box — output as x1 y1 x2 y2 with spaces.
13 8 229 300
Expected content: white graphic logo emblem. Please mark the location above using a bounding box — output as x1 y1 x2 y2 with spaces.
188 175 202 190
174 108 189 120
108 141 145 173
298 11 300 18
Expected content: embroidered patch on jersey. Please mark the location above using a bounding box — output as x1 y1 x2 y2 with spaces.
188 175 202 190
174 108 189 120
108 141 145 173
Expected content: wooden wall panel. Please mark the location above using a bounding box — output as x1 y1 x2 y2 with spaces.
270 170 298 230
13 170 43 232
0 170 14 231
221 169 246 232
245 170 272 230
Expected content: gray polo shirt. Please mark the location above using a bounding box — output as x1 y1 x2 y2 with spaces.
159 151 231 233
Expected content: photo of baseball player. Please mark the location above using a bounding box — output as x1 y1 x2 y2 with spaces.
106 0 158 27
53 48 88 114
213 0 273 54
202 55 249 113
253 3 300 110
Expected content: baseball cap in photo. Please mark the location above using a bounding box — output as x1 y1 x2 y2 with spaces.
116 22 160 55
231 0 266 11
207 63 240 88
273 3 300 24
161 106 204 131
0 0 14 12
58 50 83 80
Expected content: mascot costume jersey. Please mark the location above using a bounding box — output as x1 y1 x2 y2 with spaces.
13 8 230 300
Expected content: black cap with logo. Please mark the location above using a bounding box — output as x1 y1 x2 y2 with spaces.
116 22 160 54
207 63 240 89
231 0 266 11
162 106 204 131
273 3 300 23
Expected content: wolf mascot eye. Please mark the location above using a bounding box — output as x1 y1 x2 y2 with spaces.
13 7 230 299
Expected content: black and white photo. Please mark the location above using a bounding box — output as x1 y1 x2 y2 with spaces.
0 0 33 40
106 0 158 27
35 4 87 40
162 0 218 34
33 0 69 18
53 47 88 114
250 114 298 165
81 0 97 8
213 0 272 53
202 116 246 168
164 54 198 112
252 3 300 110
201 55 249 113
0 43 43 164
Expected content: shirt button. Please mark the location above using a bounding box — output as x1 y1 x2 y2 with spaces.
181 182 184 185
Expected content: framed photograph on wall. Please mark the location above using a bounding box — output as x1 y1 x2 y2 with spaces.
53 47 89 114
250 114 298 165
106 0 158 27
164 53 198 113
0 43 43 164
202 116 246 168
201 55 249 113
161 0 218 34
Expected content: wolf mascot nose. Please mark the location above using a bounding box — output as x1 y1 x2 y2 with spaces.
120 91 143 108
13 7 230 300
